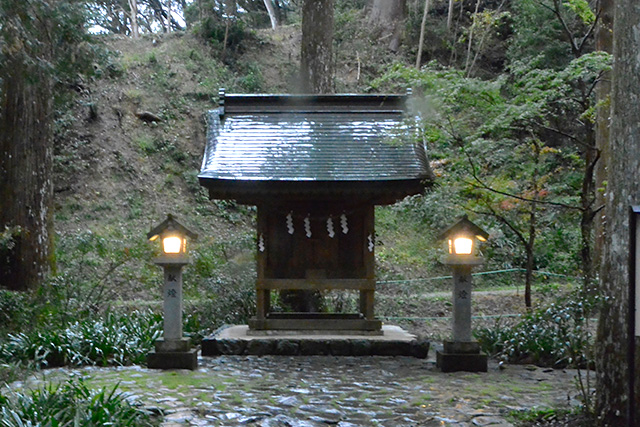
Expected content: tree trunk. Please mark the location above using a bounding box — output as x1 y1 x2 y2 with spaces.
300 0 334 94
128 0 139 37
222 0 236 59
263 0 279 29
165 0 172 32
415 0 430 68
464 0 482 76
294 0 334 310
447 0 454 31
580 121 598 290
0 8 54 291
524 246 534 308
596 0 640 424
594 0 614 280
367 0 406 52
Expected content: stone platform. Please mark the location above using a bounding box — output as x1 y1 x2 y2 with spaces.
201 325 429 358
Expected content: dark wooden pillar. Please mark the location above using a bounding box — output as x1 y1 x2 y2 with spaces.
256 206 269 320
361 205 375 320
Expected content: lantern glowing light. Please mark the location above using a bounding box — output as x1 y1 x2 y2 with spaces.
450 236 473 255
147 214 197 261
440 215 489 265
162 236 184 254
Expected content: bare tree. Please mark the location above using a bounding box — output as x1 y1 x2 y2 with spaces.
128 0 139 37
415 0 430 68
263 0 279 29
463 0 481 75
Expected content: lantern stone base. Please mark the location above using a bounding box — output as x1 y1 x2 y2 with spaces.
155 337 192 353
436 340 487 373
148 338 197 370
147 348 198 370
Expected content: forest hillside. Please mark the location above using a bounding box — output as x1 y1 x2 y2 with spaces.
5 1 635 424
52 10 462 303
1 0 608 385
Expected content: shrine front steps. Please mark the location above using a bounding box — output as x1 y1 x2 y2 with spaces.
201 325 430 358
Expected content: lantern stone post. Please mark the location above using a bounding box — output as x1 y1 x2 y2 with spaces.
146 214 198 370
436 215 489 373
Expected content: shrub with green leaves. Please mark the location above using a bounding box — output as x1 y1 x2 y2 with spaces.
475 287 599 367
0 311 162 368
0 378 155 426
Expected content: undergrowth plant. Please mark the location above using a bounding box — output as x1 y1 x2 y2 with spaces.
475 285 600 414
476 286 599 368
0 311 162 369
0 378 156 426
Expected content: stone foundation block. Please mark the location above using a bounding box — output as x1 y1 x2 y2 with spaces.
410 339 431 359
300 340 331 356
436 350 488 373
201 339 220 356
246 339 276 356
155 338 191 353
275 339 300 355
147 349 198 370
443 340 481 354
216 339 247 355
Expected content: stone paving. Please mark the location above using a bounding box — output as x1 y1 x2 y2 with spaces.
6 353 586 427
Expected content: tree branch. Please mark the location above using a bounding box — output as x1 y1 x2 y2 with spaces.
462 147 583 211
542 0 580 56
577 8 601 53
474 204 529 248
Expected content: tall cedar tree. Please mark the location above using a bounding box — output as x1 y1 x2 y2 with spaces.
368 0 406 52
287 0 334 311
0 0 89 290
300 0 334 94
594 0 613 271
596 0 640 424
0 0 56 290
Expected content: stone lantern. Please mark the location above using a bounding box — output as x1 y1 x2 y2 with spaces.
437 215 489 372
147 214 198 370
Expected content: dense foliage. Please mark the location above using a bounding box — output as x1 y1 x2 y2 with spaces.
0 379 155 426
475 286 599 368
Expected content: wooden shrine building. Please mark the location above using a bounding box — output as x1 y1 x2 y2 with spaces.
199 90 433 333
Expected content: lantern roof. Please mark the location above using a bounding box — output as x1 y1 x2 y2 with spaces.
147 214 198 241
198 90 434 204
438 215 489 241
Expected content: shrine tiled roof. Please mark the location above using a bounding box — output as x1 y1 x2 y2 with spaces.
198 91 433 203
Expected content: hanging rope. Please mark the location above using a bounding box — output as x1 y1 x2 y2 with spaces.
376 268 578 286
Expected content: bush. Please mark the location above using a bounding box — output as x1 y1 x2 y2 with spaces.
475 287 599 368
0 290 28 332
0 311 162 368
0 378 155 426
195 13 247 53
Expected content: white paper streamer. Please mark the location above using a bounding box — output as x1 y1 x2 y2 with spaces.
340 214 349 234
286 212 294 235
258 234 265 252
327 217 335 238
368 234 374 252
304 215 312 238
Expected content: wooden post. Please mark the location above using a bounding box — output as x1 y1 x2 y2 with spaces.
362 205 375 320
256 205 268 320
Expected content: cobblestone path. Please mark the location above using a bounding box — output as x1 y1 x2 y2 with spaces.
9 355 585 426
